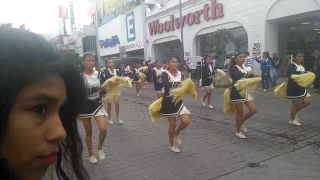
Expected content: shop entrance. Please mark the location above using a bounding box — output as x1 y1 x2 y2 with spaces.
154 39 182 61
278 17 320 74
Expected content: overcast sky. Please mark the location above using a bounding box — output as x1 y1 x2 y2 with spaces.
0 0 90 37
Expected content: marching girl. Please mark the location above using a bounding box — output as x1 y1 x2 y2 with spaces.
201 55 216 108
133 62 147 96
287 52 311 126
229 52 258 139
152 60 165 99
79 53 107 163
101 59 123 125
160 57 190 153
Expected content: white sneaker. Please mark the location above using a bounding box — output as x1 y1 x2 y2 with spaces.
168 146 180 153
108 119 114 124
117 119 123 124
240 125 247 133
175 135 182 145
236 132 246 139
89 156 98 164
289 111 299 120
289 119 301 126
137 93 140 97
98 150 105 160
208 105 213 109
201 99 206 106
263 89 267 92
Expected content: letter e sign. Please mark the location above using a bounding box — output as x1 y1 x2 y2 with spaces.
126 11 136 42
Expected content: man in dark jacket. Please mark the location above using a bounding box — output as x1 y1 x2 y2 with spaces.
271 52 281 86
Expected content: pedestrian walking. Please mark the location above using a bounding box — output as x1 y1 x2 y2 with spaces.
229 52 258 139
160 57 191 153
101 59 123 125
0 27 89 179
286 52 311 126
271 52 281 86
201 55 215 108
152 60 165 99
256 52 271 92
79 53 107 164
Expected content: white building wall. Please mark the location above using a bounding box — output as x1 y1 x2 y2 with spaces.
146 0 320 74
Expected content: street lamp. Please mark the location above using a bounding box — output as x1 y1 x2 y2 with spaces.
179 0 184 59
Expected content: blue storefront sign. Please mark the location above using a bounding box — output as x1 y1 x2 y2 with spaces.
99 35 120 48
126 11 136 42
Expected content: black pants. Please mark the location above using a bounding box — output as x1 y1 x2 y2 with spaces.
314 71 320 89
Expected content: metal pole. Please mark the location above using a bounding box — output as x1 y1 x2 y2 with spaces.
94 0 102 65
140 0 148 61
179 0 184 59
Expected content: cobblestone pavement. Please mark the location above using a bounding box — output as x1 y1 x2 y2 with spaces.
79 83 320 180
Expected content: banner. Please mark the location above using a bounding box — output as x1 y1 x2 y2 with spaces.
58 6 69 19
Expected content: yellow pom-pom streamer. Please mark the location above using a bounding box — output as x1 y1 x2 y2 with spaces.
274 82 288 100
170 78 197 104
216 69 226 77
139 72 146 80
148 98 163 122
291 72 315 88
102 76 132 102
234 77 261 96
223 88 236 114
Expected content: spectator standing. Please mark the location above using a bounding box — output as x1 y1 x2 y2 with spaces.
313 49 320 91
271 52 281 86
256 52 271 92
244 52 254 68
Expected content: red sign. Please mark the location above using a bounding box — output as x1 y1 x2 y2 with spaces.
148 0 224 36
58 6 69 19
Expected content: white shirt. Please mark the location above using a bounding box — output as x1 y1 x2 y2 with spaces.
167 71 182 82
83 71 100 100
108 68 117 76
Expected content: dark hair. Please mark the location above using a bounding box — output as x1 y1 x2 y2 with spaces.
229 52 245 72
245 52 250 56
80 53 94 72
155 60 162 64
203 55 211 64
0 27 89 179
292 51 302 59
263 51 270 59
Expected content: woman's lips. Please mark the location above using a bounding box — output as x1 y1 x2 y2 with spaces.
36 152 58 164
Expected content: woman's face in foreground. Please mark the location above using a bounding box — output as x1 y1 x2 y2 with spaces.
0 75 67 180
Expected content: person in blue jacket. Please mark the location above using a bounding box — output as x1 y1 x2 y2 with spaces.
256 52 271 92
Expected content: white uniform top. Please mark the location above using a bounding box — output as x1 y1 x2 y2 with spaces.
108 68 117 76
83 71 100 100
167 71 182 83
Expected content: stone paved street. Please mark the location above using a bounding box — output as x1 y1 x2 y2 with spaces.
80 83 320 180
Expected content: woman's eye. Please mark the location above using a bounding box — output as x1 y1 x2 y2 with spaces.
33 105 48 115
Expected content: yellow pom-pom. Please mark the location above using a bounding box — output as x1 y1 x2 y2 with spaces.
149 98 163 122
102 76 132 102
139 72 147 80
274 82 288 100
234 77 261 96
291 72 315 87
170 78 197 104
223 88 235 114
216 69 226 77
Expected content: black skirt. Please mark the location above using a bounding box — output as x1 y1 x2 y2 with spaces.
160 96 185 116
202 78 213 87
154 82 164 92
79 98 103 118
230 85 253 103
287 84 310 99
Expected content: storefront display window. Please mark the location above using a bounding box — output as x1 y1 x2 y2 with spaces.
196 27 248 66
154 39 182 61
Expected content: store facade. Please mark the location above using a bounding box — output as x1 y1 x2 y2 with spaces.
98 5 145 61
146 0 320 74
